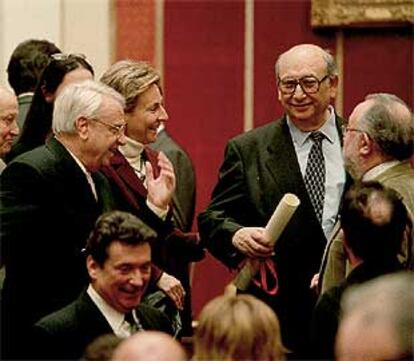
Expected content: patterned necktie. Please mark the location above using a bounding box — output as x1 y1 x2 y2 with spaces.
124 311 143 334
304 131 326 224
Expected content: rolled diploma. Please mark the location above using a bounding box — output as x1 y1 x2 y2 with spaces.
229 193 300 293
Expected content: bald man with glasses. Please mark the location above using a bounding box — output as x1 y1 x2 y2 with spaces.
198 43 347 358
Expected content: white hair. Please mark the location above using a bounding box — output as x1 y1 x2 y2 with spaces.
52 80 125 134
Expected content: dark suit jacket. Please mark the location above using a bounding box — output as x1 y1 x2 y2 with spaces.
150 129 196 232
31 290 173 360
0 137 114 357
198 115 345 355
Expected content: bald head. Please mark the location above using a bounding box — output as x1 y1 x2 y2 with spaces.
112 331 186 361
0 86 19 157
275 44 337 78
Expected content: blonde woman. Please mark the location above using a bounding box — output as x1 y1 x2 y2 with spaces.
194 294 287 361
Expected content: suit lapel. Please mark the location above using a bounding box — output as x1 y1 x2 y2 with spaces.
75 291 113 339
46 137 98 208
264 118 311 207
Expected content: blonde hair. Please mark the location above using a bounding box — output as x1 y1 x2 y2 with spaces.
100 60 160 114
193 294 287 361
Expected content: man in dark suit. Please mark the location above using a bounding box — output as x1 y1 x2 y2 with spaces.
310 182 407 359
0 80 126 359
101 60 204 336
31 211 173 360
6 39 61 134
151 125 196 232
198 43 346 357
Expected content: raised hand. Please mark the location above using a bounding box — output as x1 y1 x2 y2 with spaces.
146 151 176 210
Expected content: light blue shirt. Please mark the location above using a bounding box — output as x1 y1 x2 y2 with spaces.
287 106 345 240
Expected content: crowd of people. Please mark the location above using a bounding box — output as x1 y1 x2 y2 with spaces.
0 39 413 360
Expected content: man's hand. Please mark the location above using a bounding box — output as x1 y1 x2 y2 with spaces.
232 227 274 258
146 151 176 210
310 273 319 290
156 272 185 310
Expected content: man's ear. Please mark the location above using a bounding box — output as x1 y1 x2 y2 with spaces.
328 75 339 99
86 255 99 280
359 132 373 156
76 116 89 140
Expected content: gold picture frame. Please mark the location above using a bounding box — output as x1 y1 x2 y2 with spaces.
311 0 414 27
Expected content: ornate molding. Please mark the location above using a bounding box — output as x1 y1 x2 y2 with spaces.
311 0 414 27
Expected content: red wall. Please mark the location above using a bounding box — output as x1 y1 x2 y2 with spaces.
115 0 413 316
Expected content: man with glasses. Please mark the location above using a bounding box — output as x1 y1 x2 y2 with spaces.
198 43 346 357
0 80 126 359
318 93 414 295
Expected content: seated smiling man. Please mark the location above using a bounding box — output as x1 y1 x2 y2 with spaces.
31 211 173 360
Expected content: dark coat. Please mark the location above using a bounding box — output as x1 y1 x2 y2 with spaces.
0 137 114 357
198 115 346 356
150 129 196 232
31 290 173 360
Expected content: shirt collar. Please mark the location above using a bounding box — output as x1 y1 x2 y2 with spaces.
119 136 145 161
87 284 125 332
65 146 91 176
287 105 336 146
362 160 402 181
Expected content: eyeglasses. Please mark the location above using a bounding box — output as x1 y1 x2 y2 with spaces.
89 118 126 136
51 53 87 61
278 74 330 95
345 127 366 134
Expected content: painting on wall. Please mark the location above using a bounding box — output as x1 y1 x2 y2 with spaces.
311 0 414 27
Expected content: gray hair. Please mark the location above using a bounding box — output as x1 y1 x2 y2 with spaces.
275 44 338 78
341 272 414 357
100 60 161 114
360 93 413 160
52 80 125 134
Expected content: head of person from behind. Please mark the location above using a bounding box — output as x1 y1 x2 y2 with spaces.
84 210 157 313
7 38 61 96
343 93 413 180
52 80 127 172
100 60 168 145
275 44 338 131
14 53 95 153
41 53 94 102
112 330 186 361
193 294 287 361
336 272 414 361
0 87 19 157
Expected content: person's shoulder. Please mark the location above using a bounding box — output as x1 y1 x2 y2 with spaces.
229 117 284 148
136 303 174 334
35 298 80 331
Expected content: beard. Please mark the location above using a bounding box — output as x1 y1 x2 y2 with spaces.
344 156 362 180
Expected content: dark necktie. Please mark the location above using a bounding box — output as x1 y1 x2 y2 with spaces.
124 311 143 334
304 131 326 224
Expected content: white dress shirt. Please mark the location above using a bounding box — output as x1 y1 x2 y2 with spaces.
87 285 136 338
287 106 346 240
